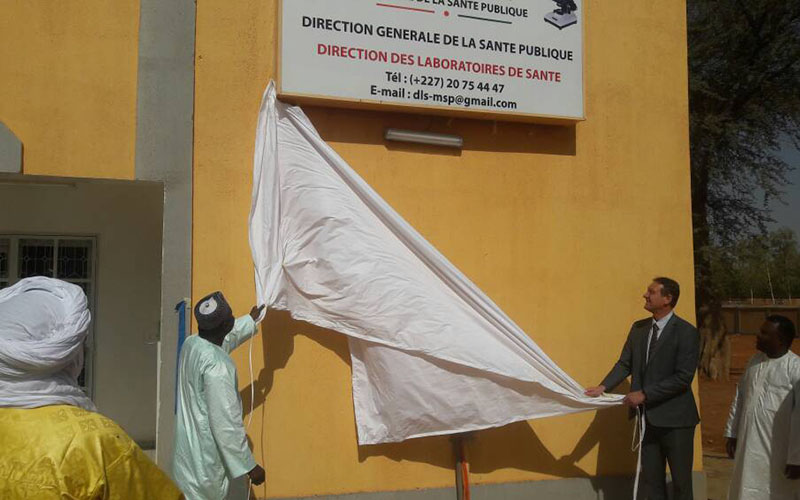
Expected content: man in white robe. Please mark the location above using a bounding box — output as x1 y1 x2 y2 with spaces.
173 291 266 500
725 315 800 500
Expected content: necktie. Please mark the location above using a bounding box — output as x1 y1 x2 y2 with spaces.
647 324 659 364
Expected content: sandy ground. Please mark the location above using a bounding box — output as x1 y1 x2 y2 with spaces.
699 334 800 499
703 453 733 500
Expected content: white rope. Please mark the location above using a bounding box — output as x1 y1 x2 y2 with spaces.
246 334 255 500
631 407 645 500
247 335 255 428
246 310 266 500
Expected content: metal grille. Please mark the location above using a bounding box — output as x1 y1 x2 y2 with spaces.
0 239 8 289
2 236 96 398
57 240 92 280
77 359 87 388
19 238 55 278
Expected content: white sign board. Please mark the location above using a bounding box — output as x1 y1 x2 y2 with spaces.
279 0 584 122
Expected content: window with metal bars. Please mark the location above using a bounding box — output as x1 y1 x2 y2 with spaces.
0 236 96 396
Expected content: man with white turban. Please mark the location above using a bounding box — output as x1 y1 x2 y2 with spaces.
0 276 182 499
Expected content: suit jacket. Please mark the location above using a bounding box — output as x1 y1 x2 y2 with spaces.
601 313 700 428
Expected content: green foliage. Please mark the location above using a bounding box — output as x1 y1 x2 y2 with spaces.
688 0 800 313
710 228 800 299
689 0 800 243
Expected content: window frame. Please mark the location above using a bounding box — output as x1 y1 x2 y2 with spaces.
0 234 97 398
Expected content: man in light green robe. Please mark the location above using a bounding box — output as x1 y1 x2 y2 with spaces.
173 292 266 500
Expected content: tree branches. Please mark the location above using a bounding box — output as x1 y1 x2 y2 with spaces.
690 0 799 240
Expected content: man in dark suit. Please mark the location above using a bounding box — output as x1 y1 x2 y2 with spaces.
585 277 700 500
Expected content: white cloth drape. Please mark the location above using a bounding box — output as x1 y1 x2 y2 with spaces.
249 82 621 445
0 276 94 410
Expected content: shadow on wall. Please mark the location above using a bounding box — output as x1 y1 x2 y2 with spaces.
239 310 350 413
558 381 637 472
303 106 577 156
554 380 639 498
241 311 636 485
465 380 636 486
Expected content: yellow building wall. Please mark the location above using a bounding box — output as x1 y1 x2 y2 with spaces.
0 1 140 180
193 1 700 497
